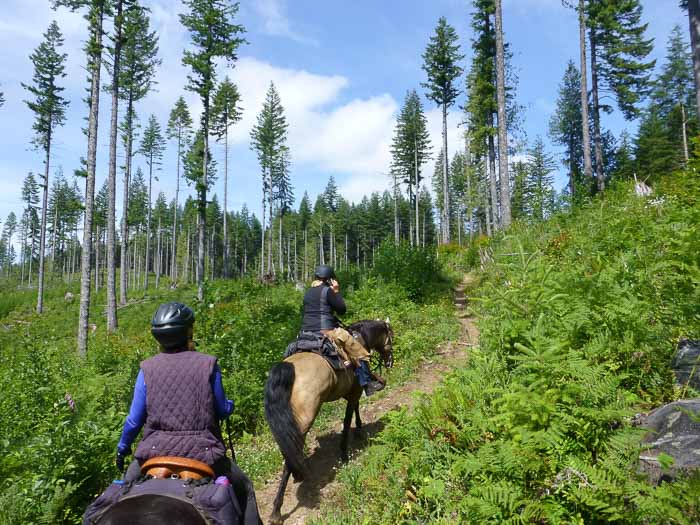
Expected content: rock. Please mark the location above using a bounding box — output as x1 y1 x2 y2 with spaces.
294 282 305 292
64 292 75 303
672 338 700 390
639 399 700 484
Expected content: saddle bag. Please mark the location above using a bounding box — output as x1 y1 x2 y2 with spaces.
83 476 257 525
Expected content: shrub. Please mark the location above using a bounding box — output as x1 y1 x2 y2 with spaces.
373 240 442 300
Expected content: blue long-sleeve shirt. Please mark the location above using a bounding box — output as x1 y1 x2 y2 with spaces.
117 363 234 455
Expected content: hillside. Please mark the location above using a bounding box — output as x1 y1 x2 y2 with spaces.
313 175 700 524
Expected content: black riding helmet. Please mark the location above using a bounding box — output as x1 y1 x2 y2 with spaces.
151 302 195 351
314 264 335 281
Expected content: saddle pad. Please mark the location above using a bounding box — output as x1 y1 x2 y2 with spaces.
284 333 346 370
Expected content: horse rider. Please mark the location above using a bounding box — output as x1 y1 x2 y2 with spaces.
302 265 385 396
115 302 260 521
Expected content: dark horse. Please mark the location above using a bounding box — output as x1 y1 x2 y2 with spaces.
263 319 394 525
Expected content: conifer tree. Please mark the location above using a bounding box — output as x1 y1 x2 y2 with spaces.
250 82 288 277
139 114 165 290
53 0 107 356
526 137 557 221
611 130 635 181
22 20 68 314
635 108 679 179
180 0 245 300
103 0 133 329
549 61 583 198
211 77 242 278
390 90 431 246
20 173 41 286
588 0 655 191
422 17 464 243
167 96 193 282
652 25 696 163
118 2 160 304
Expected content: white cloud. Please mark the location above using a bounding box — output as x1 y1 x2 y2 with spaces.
252 0 319 46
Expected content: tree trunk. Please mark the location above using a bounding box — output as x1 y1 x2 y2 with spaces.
172 131 181 281
441 103 450 243
579 0 594 184
198 98 209 301
268 173 274 275
487 133 499 231
95 225 100 291
145 154 153 290
303 228 307 280
223 126 229 278
119 101 133 305
156 217 161 288
185 224 190 284
681 102 690 163
260 176 266 279
414 139 420 247
105 0 122 330
319 228 325 265
278 214 283 276
689 0 700 121
37 141 50 313
589 28 605 192
494 0 511 228
78 3 104 357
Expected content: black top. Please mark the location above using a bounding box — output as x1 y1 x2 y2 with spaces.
301 284 346 332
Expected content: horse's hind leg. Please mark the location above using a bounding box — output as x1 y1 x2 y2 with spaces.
340 401 354 463
270 463 292 525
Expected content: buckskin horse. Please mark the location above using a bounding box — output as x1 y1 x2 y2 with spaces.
263 319 394 525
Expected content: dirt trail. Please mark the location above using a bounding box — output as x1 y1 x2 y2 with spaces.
256 276 479 525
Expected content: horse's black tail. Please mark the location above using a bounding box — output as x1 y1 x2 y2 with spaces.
264 362 307 479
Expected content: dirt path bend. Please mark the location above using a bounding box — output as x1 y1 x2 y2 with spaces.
256 275 479 525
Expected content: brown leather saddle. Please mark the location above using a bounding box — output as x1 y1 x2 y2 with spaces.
141 456 215 480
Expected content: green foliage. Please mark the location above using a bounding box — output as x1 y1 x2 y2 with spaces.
373 241 442 300
315 176 700 524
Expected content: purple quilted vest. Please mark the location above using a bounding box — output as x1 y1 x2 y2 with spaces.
134 351 226 465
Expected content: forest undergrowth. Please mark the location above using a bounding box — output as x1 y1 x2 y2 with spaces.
314 174 700 524
0 243 458 524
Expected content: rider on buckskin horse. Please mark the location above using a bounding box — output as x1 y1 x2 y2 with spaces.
115 302 260 521
302 265 385 396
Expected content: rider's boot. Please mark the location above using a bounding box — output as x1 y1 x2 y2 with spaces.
363 380 385 397
356 360 385 396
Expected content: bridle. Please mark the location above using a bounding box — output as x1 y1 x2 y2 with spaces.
370 322 394 374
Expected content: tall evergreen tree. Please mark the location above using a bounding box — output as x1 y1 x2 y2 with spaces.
422 17 464 243
22 20 68 314
20 173 41 286
211 77 242 278
680 0 700 120
588 0 655 191
526 137 557 221
390 90 431 246
167 96 193 282
180 0 246 300
652 25 696 163
139 114 165 290
53 0 108 356
250 82 288 277
549 61 583 198
118 2 160 305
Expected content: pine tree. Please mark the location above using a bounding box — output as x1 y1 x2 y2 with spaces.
53 0 108 355
510 160 529 220
140 114 165 290
3 213 17 276
652 25 696 163
390 90 431 246
22 20 69 314
526 137 557 221
250 82 288 277
211 77 242 278
167 96 193 282
180 0 245 300
610 130 635 181
549 61 584 198
588 0 655 191
422 17 464 243
635 108 680 180
20 173 41 286
118 2 160 304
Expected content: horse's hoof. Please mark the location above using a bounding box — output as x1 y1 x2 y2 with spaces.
270 516 283 525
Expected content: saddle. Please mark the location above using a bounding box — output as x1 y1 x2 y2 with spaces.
141 456 215 480
284 331 346 370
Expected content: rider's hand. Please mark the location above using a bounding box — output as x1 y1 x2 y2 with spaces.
330 279 340 293
116 453 126 472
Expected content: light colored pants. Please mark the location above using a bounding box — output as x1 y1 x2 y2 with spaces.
323 327 370 367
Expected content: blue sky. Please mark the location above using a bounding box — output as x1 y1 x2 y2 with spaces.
0 0 688 229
